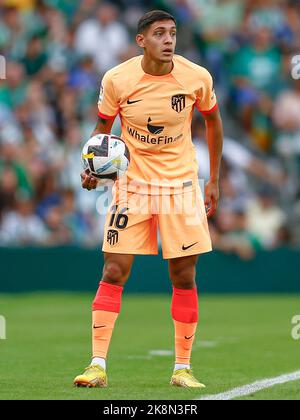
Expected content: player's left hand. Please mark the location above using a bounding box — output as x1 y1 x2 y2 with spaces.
205 180 219 218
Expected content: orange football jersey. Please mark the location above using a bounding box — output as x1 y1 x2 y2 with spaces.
98 55 218 194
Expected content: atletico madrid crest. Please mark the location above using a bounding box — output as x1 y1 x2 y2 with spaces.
172 94 186 113
107 229 119 246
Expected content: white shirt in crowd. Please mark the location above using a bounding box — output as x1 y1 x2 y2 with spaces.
0 212 48 246
75 19 129 73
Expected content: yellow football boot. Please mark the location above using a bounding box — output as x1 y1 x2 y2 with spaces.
170 369 206 388
74 365 107 388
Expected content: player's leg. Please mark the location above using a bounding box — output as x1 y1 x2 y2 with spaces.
169 254 198 370
74 191 157 387
74 252 134 388
158 188 210 387
168 255 205 388
92 252 134 365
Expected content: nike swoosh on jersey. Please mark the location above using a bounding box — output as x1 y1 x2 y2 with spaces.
93 325 106 329
127 99 142 105
182 242 198 251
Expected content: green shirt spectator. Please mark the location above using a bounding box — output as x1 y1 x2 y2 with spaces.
231 27 281 96
21 36 48 76
0 159 32 197
0 61 28 109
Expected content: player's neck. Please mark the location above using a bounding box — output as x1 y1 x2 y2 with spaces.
141 56 174 76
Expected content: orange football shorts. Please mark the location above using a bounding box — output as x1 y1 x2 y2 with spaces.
102 183 212 259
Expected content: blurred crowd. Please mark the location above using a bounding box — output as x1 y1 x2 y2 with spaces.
0 0 300 258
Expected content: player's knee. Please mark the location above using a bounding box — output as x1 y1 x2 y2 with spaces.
170 266 196 289
102 262 127 286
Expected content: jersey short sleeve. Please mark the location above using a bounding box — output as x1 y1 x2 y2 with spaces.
98 72 119 119
195 68 218 115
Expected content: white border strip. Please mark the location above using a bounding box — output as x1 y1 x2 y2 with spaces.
198 370 300 400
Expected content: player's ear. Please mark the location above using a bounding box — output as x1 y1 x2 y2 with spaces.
136 34 145 48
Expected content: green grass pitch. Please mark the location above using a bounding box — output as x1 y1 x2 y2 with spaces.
0 293 300 400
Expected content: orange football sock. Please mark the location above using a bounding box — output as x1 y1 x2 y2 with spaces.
92 281 123 359
173 320 197 364
171 287 198 365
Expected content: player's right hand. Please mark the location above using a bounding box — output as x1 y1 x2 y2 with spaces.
205 179 219 218
81 170 98 191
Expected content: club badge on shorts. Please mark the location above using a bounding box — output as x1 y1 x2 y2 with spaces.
107 229 119 246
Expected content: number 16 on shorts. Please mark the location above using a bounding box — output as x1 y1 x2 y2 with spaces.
107 205 129 247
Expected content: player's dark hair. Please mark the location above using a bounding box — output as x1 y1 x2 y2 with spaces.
137 10 176 34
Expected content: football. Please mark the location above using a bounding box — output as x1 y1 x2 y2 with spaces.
81 134 130 184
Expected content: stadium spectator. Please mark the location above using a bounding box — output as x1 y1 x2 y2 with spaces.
74 3 130 74
211 206 261 260
44 204 72 245
246 185 286 249
230 25 282 151
21 35 47 76
0 61 28 109
0 197 48 246
273 79 300 153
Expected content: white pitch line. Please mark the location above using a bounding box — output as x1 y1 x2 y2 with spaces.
195 340 218 348
198 370 300 400
149 350 174 357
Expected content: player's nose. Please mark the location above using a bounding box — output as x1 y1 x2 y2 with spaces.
164 34 173 44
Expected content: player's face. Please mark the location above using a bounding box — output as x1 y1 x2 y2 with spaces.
137 20 177 63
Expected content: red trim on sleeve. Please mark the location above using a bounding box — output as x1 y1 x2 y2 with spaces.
98 111 116 120
200 102 218 116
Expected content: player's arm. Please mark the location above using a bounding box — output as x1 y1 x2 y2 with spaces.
81 116 116 190
81 71 119 191
202 108 223 218
196 69 223 218
91 116 115 137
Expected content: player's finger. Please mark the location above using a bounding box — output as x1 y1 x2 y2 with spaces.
80 172 86 183
82 178 90 189
206 195 213 217
207 206 215 218
206 206 212 218
207 207 216 218
87 176 98 190
90 177 98 189
87 177 96 190
82 174 92 189
205 201 212 216
207 197 218 218
204 192 210 207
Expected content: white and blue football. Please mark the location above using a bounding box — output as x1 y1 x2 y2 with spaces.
81 134 130 182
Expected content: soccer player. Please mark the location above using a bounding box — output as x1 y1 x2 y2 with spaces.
74 10 223 388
